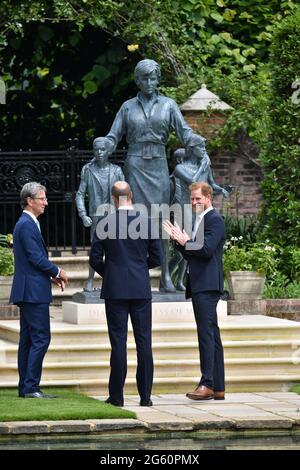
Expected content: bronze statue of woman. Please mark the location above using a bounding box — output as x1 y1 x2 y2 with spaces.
105 59 209 292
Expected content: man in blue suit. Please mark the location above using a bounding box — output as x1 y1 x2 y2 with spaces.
163 182 226 401
89 181 162 407
10 182 68 398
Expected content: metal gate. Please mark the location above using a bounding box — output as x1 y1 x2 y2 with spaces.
0 140 126 255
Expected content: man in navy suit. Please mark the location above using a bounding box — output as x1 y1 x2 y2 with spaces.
89 181 162 407
163 182 226 401
10 182 68 398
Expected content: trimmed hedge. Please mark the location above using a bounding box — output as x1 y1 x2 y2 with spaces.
260 9 300 246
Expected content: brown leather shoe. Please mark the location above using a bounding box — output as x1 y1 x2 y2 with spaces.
186 385 214 400
214 391 225 400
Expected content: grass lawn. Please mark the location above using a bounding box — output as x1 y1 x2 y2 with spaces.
0 388 136 421
291 384 300 395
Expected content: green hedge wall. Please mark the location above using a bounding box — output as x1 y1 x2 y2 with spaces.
260 9 300 246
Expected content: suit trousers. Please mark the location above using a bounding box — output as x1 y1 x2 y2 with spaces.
192 291 225 391
105 299 153 403
18 302 51 395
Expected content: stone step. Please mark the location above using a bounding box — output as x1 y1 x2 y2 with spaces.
0 316 300 344
49 255 161 303
1 357 299 383
3 339 300 363
1 373 299 395
1 319 300 345
1 315 300 394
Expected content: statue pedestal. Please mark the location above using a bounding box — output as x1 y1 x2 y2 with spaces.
62 294 227 324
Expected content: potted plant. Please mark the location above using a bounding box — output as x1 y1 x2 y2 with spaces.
223 238 277 300
0 234 14 302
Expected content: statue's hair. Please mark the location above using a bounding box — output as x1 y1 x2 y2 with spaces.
93 137 114 153
173 148 186 163
187 133 206 147
20 182 46 209
134 59 161 84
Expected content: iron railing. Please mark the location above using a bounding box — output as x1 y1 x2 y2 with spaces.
0 140 126 255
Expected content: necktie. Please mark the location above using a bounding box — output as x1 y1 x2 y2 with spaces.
35 220 41 232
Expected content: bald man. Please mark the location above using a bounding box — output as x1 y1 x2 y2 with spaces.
89 181 162 407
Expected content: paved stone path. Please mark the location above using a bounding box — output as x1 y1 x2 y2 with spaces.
0 392 300 435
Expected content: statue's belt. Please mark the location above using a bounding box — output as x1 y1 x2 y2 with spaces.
127 143 166 159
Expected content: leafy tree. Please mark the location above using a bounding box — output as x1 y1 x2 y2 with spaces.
0 0 298 150
259 9 300 246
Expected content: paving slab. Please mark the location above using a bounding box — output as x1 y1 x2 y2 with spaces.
233 417 293 429
44 420 91 433
86 419 146 431
5 421 50 434
124 406 194 431
153 405 233 429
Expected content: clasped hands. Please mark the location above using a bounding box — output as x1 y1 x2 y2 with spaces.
52 268 68 292
162 220 190 246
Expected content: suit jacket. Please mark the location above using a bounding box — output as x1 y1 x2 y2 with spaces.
10 212 59 304
176 208 226 299
89 209 162 299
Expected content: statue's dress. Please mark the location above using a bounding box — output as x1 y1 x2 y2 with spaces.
107 92 193 210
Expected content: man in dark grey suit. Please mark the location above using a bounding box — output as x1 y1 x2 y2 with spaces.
163 182 226 401
89 181 162 407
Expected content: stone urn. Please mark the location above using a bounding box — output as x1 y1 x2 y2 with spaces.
226 271 266 301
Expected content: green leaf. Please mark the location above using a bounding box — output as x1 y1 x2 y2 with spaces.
243 64 256 73
92 65 111 84
223 9 236 22
84 80 98 94
219 32 232 42
36 67 50 78
210 13 224 23
240 12 253 20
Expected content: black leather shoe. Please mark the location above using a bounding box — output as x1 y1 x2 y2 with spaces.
18 392 24 398
105 397 124 407
140 399 153 407
24 391 58 399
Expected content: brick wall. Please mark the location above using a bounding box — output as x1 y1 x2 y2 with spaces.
212 150 263 216
183 111 263 216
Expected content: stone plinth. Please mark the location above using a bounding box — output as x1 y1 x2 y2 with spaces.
0 303 19 320
227 299 266 315
62 298 227 324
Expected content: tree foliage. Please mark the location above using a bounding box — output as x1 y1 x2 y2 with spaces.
259 9 300 246
0 0 298 150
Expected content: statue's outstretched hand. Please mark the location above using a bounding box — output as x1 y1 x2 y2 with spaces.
82 215 92 227
222 188 229 198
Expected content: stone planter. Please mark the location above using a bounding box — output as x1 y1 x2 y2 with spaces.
226 271 266 301
0 275 13 303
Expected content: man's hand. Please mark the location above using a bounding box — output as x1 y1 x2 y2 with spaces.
82 215 92 227
162 220 190 246
51 277 66 292
59 269 68 284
